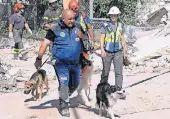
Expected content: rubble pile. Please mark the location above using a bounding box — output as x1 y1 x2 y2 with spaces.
125 55 170 74
0 40 30 93
0 59 17 93
0 37 14 49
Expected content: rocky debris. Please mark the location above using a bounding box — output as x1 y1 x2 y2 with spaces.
125 54 170 75
146 7 168 26
0 57 25 93
0 37 15 49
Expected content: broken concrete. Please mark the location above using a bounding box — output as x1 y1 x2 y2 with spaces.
146 7 168 26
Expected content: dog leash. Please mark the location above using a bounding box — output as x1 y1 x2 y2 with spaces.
37 55 51 71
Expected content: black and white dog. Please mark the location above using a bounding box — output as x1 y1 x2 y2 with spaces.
96 82 124 119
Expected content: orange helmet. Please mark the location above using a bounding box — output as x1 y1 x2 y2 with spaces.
14 3 25 13
68 0 79 9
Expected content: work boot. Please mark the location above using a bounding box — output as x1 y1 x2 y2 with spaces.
78 89 91 107
59 99 70 117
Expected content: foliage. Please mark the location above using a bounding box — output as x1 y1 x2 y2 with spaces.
93 0 138 25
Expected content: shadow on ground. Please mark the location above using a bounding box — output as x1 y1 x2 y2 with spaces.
28 96 79 109
77 106 121 118
24 92 48 102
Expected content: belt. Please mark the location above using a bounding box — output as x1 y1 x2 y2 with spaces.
13 28 23 30
105 49 122 54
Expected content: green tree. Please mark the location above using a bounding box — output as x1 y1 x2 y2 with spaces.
93 0 138 25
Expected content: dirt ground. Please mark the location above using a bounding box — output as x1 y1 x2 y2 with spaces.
0 50 170 119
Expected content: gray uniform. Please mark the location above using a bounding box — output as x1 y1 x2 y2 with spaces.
9 13 26 49
43 7 62 25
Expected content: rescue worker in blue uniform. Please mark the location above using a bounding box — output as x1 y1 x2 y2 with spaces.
34 9 85 117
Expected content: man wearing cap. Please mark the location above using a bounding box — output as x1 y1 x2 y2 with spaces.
99 6 127 99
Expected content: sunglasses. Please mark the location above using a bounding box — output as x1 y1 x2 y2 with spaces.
71 8 78 12
110 14 118 18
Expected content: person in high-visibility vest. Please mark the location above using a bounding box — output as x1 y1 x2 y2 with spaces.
100 6 127 99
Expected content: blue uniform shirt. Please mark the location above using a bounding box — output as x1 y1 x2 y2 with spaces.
45 19 82 65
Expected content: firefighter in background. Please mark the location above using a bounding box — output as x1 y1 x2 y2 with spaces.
68 0 95 107
9 2 32 60
42 0 63 57
43 0 63 30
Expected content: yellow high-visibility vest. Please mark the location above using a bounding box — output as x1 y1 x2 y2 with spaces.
80 14 87 32
104 22 123 52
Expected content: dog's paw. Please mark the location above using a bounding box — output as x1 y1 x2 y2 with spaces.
33 97 37 101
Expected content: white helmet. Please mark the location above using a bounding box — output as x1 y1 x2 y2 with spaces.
49 0 57 3
108 6 121 15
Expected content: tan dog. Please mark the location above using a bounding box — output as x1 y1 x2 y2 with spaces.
24 69 49 100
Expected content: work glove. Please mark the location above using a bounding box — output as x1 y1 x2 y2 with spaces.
34 57 42 70
27 29 33 35
123 56 131 66
9 32 13 39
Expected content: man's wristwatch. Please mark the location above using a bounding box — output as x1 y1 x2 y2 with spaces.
36 57 42 60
